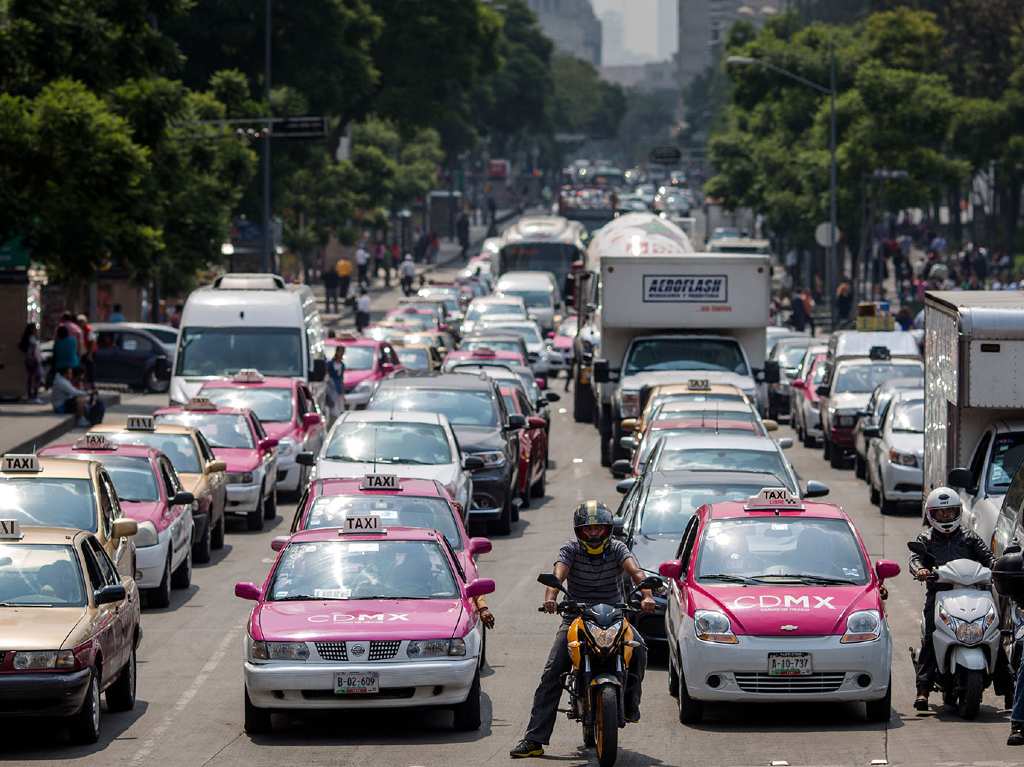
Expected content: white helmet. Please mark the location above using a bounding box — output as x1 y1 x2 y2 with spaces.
925 486 961 534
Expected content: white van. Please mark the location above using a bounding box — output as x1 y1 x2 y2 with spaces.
170 273 327 407
495 271 563 333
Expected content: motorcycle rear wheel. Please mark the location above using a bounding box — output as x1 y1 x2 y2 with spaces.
594 685 619 767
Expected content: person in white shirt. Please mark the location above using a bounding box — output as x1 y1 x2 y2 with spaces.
399 253 416 296
355 244 370 287
355 288 371 333
51 368 90 427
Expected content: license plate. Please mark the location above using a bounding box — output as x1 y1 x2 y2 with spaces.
334 671 379 694
768 652 812 676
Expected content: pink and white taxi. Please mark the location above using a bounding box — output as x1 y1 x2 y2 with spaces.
235 523 494 734
324 335 402 408
155 397 278 531
659 488 900 724
198 369 325 495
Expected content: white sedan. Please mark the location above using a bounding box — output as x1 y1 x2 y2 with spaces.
865 390 924 514
477 319 555 376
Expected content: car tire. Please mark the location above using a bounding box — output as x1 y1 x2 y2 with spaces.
869 480 880 506
263 484 277 520
452 670 482 731
147 551 172 609
248 492 265 532
106 646 137 712
192 517 212 564
244 687 272 735
171 546 191 589
855 454 866 480
822 438 831 460
829 446 845 470
145 367 170 394
668 656 680 697
879 485 898 515
488 496 513 536
70 668 102 744
211 514 225 550
676 667 703 724
865 676 892 722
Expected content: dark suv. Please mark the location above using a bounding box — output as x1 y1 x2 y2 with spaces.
366 372 525 535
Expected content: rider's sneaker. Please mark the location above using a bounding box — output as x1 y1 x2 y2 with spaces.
1009 724 1024 746
509 739 544 759
913 693 929 711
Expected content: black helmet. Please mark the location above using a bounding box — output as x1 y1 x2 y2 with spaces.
993 549 1024 604
573 500 614 555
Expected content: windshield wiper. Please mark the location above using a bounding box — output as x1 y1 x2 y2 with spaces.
272 594 345 602
348 595 433 600
699 573 762 585
751 573 858 585
0 601 55 607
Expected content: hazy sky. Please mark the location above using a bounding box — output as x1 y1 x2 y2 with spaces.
591 0 674 63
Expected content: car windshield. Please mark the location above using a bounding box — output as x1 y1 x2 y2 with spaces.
202 387 293 422
625 338 749 376
397 348 429 369
0 544 86 606
500 289 553 309
776 344 809 368
834 363 923 393
463 339 522 355
0 479 96 532
639 483 769 535
480 324 541 344
337 345 375 371
323 421 452 465
640 431 755 466
385 312 435 331
156 413 254 449
105 432 202 473
466 303 525 321
176 327 303 377
654 448 793 490
147 328 179 345
369 388 499 427
89 455 160 502
988 432 1024 493
890 400 924 433
696 518 868 585
305 496 461 549
268 540 458 600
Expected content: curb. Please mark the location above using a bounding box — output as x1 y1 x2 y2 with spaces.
9 392 122 455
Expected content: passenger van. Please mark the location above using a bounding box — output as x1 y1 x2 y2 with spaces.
170 273 327 407
495 272 563 333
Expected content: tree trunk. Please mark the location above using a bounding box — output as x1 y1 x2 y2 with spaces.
949 183 962 248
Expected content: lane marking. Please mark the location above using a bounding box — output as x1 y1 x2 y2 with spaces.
132 628 239 763
572 458 583 464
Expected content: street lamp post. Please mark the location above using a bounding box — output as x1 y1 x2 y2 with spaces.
262 0 273 274
727 50 838 328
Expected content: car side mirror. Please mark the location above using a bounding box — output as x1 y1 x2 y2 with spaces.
468 537 492 557
593 358 610 383
112 518 138 539
171 491 195 507
465 578 496 599
803 480 830 498
862 425 881 438
527 415 546 429
948 467 974 490
506 414 527 430
545 391 561 403
309 358 326 382
815 385 830 397
302 412 323 428
94 584 127 606
270 536 289 552
762 419 779 432
616 478 636 494
875 559 901 582
527 352 539 363
206 460 227 473
259 437 279 451
234 582 262 601
611 459 633 476
658 560 683 580
777 437 793 450
296 451 316 467
462 455 485 471
620 436 637 450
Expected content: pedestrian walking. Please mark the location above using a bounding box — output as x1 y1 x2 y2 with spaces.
836 279 853 325
385 243 399 288
399 254 417 297
355 242 370 288
325 345 346 423
355 288 371 333
323 264 339 314
457 210 470 262
76 314 96 386
336 258 353 309
18 322 44 403
788 292 808 332
413 229 429 263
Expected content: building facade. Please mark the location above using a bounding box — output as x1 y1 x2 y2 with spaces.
677 1 780 88
527 0 603 67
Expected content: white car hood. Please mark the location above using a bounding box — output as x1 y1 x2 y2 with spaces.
314 460 458 486
887 430 923 458
619 370 755 395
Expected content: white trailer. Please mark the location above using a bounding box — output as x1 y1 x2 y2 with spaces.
924 291 1024 543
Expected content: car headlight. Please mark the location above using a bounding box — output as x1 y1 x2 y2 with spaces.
694 610 738 644
226 471 255 484
13 650 76 670
472 451 506 469
134 521 159 548
841 610 881 643
619 391 640 418
587 621 622 652
888 449 918 467
248 639 309 662
277 438 296 457
407 638 466 658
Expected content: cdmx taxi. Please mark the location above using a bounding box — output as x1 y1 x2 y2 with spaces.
0 521 141 744
659 488 900 724
235 523 494 734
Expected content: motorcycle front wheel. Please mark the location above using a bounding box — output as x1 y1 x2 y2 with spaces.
958 668 984 720
594 685 619 767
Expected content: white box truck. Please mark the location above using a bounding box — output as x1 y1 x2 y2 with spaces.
586 213 778 468
924 291 1024 544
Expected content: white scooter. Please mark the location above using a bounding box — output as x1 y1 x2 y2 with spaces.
908 542 1000 719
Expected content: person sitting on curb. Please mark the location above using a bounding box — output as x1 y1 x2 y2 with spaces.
51 367 90 427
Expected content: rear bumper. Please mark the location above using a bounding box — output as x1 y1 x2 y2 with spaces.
0 669 91 717
879 460 923 500
829 427 855 449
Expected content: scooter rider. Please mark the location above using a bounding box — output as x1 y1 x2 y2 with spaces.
509 501 655 760
909 486 994 711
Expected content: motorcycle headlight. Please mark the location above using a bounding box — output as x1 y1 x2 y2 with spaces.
472 451 505 469
407 638 466 658
841 610 881 643
694 610 738 644
888 449 918 467
277 438 296 457
619 391 640 418
954 618 985 645
587 621 622 652
226 471 255 484
248 638 309 662
134 521 159 548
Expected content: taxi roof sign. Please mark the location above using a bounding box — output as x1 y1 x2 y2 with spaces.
339 514 382 533
75 434 117 451
360 474 400 491
185 397 218 411
232 369 265 383
126 416 155 431
744 487 804 512
2 454 41 473
0 520 23 539
687 379 711 391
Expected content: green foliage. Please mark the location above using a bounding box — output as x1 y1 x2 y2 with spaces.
550 55 626 140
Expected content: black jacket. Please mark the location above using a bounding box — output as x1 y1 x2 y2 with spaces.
909 527 995 592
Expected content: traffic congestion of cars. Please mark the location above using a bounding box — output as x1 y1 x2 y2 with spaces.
9 208 1024 765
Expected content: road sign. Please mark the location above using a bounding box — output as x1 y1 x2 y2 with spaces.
649 145 682 165
273 116 327 138
815 222 841 248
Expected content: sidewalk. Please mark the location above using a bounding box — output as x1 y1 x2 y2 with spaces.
0 392 122 455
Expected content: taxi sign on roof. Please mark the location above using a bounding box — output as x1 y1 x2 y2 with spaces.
688 379 711 391
745 487 803 512
126 416 155 431
232 368 265 383
75 434 117 451
2 454 40 473
472 348 496 358
340 515 382 533
0 520 23 539
185 397 218 411
360 474 400 491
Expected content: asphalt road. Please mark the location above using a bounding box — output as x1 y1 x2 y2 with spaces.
5 278 1022 766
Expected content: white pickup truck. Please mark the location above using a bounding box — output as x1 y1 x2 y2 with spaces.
924 291 1024 545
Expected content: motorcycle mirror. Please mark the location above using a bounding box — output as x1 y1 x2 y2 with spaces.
537 573 565 592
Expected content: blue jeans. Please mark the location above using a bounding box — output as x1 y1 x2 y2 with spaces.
1012 651 1024 722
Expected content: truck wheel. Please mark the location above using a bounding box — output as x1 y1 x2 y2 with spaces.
855 454 866 480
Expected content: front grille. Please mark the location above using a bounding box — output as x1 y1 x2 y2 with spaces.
734 672 846 694
315 642 348 661
369 640 401 661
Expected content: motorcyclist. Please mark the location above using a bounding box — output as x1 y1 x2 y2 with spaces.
909 486 994 711
399 254 416 297
509 501 655 759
